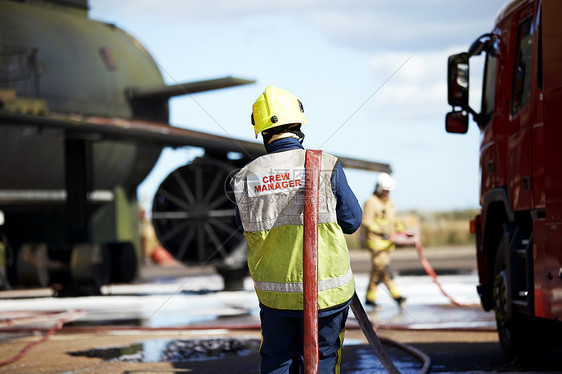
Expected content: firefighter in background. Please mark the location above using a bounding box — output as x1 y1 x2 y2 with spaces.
362 172 407 307
233 86 362 373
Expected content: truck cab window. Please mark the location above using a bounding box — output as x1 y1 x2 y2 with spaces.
511 16 533 114
481 39 498 127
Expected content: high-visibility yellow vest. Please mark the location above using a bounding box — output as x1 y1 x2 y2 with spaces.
233 149 355 311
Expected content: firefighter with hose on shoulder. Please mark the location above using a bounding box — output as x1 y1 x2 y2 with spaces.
362 172 407 308
232 86 362 373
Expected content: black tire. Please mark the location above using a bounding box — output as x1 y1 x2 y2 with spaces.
106 242 138 283
493 234 546 363
216 264 248 291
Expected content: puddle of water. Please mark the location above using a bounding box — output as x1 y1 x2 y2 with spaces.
69 337 420 374
68 337 261 363
358 303 494 330
342 345 421 374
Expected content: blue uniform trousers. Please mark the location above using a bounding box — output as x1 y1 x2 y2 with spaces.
259 306 349 374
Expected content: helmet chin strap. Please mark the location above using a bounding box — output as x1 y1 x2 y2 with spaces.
262 124 305 145
293 128 305 144
268 132 299 142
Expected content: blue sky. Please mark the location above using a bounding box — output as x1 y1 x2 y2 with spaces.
89 0 507 213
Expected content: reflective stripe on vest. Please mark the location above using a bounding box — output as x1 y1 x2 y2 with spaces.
254 268 353 293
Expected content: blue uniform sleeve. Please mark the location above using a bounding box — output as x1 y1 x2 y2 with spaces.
332 162 362 234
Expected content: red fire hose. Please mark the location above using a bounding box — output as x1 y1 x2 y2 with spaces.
414 236 479 307
303 149 321 373
0 310 84 367
392 232 478 308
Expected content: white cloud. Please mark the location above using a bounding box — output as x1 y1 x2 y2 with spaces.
369 47 468 120
91 0 505 52
91 0 323 22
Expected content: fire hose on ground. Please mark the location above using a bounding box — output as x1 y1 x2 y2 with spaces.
392 231 479 308
0 310 84 367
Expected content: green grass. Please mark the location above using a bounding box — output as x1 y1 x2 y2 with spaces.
346 208 479 249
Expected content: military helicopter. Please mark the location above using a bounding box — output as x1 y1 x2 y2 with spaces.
0 0 391 295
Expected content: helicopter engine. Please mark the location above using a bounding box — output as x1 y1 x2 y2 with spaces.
152 157 248 290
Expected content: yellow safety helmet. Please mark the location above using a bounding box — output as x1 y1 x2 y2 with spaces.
251 86 307 138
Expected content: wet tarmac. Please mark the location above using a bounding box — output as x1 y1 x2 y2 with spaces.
0 265 496 373
66 337 427 373
0 271 491 330
3 247 561 373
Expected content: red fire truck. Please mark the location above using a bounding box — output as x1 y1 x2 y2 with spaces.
445 0 562 361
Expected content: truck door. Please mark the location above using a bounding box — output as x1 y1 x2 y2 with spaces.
542 0 562 222
507 4 537 212
535 0 562 320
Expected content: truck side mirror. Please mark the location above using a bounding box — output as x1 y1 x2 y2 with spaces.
447 53 469 108
445 111 469 134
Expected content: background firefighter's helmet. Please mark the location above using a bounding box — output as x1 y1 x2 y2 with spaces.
251 86 307 138
375 172 396 193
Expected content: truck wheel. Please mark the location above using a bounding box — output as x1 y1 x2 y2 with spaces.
493 236 546 363
493 253 519 362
